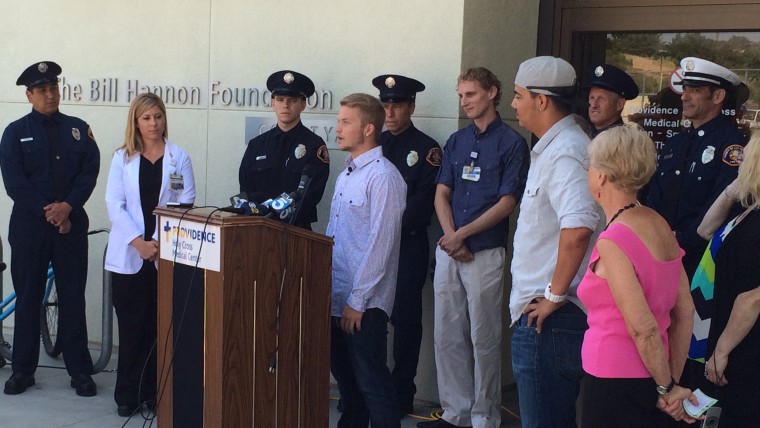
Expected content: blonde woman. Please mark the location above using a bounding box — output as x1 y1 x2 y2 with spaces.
104 93 195 417
577 126 698 427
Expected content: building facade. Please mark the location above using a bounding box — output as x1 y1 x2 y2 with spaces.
2 0 759 403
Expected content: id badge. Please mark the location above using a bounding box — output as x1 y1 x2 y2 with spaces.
170 173 184 190
462 166 481 181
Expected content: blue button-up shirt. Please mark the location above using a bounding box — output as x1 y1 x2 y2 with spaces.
326 146 407 317
436 114 529 252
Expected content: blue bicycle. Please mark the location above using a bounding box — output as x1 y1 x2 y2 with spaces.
1 228 114 368
0 261 62 363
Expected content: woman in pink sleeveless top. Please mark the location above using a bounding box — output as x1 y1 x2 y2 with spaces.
577 126 699 427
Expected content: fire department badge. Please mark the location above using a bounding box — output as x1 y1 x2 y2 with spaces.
407 150 418 167
295 144 306 159
702 146 715 164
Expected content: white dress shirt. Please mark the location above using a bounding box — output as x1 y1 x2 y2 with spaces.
509 115 603 324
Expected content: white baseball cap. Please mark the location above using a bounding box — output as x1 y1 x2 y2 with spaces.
515 56 578 99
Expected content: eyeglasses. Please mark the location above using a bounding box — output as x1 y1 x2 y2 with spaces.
579 158 591 171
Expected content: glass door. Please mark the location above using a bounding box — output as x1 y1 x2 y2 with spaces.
552 1 760 148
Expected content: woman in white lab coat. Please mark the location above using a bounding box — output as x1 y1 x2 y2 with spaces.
104 92 195 417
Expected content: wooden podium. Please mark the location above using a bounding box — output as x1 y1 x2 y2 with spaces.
154 207 332 427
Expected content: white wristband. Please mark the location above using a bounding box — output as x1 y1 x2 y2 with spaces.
544 282 567 303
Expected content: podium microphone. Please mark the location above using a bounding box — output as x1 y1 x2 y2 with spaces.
221 192 249 215
223 192 273 216
266 165 315 223
247 192 272 216
288 165 315 225
269 193 295 220
293 164 315 201
219 206 246 214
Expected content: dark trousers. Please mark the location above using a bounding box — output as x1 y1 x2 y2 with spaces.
390 232 429 408
111 261 157 407
581 375 671 428
331 309 400 428
9 209 93 376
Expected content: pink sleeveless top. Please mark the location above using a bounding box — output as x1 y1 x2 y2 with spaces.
578 223 684 378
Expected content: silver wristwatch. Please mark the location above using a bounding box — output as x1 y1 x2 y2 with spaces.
656 378 676 395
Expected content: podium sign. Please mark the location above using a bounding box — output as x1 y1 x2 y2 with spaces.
159 217 221 271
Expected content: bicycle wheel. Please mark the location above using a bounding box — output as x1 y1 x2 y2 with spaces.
40 274 62 358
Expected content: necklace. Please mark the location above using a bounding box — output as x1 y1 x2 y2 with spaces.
605 202 637 230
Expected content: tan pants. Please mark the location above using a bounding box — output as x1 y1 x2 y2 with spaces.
433 246 505 428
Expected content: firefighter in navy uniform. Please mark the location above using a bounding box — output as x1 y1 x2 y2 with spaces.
584 64 639 138
1 62 100 396
238 70 330 229
372 74 442 416
646 57 748 280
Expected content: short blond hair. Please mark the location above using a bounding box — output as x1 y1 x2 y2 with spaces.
736 131 760 207
340 93 385 141
589 125 657 194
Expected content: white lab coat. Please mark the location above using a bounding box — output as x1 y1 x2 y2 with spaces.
104 140 195 274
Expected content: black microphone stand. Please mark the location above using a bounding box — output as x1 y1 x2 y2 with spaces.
288 180 312 226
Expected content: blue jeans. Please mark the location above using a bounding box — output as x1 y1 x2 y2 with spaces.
331 308 400 428
511 303 587 428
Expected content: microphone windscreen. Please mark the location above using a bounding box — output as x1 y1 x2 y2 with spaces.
230 192 248 207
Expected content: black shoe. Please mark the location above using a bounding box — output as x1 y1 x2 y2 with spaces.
4 372 35 395
70 373 97 397
117 404 140 417
0 357 5 369
417 419 471 428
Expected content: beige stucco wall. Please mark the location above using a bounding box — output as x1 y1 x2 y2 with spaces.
0 0 539 403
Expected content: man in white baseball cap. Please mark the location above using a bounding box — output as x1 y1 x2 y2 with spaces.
509 56 602 428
